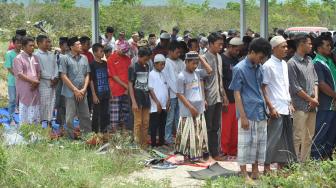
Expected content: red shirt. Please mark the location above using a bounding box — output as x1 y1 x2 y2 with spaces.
8 41 15 50
81 50 94 64
107 52 131 97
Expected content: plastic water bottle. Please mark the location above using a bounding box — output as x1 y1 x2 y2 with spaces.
51 121 60 135
73 118 80 129
41 120 48 129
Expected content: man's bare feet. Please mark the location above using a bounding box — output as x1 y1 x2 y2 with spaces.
206 156 216 163
264 164 271 175
251 162 259 179
213 155 226 161
251 171 259 180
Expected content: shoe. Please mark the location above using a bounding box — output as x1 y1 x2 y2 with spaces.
49 131 59 140
86 134 103 146
73 127 81 140
102 133 110 143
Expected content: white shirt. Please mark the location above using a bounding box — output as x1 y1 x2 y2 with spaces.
263 55 291 115
162 58 185 99
148 69 169 113
101 35 116 52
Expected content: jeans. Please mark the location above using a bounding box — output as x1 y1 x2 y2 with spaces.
165 98 179 144
8 86 16 119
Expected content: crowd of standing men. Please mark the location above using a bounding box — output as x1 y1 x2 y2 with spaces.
4 26 336 180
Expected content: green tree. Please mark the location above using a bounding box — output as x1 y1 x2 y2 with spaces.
110 0 141 6
226 2 240 11
59 0 75 9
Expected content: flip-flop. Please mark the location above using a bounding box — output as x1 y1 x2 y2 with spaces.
152 161 177 169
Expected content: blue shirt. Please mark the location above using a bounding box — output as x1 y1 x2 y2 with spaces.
229 57 267 121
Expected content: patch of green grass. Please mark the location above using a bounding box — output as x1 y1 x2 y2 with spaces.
204 159 336 188
0 124 153 188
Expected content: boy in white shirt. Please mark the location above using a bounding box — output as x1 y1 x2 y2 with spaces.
148 54 170 147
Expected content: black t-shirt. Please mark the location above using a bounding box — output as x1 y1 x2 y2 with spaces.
128 62 150 108
90 60 110 99
222 53 239 103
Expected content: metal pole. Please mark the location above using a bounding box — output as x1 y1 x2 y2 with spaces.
260 0 268 38
92 0 99 43
240 0 246 39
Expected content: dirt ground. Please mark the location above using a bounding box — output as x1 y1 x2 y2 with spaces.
127 161 266 188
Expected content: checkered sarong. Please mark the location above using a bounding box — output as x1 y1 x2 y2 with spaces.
39 83 56 121
109 95 130 129
237 119 267 165
19 102 40 125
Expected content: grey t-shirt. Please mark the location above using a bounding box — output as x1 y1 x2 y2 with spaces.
177 69 208 117
59 53 90 98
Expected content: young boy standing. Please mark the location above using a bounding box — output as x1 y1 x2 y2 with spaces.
175 51 212 161
34 35 58 126
5 35 22 121
13 36 41 125
162 41 184 145
87 43 111 144
148 54 169 147
229 38 272 180
128 47 152 148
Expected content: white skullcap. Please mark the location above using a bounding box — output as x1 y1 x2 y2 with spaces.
229 37 243 46
270 36 286 49
154 54 166 63
160 32 171 39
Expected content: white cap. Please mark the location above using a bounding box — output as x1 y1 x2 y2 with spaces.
270 36 286 49
160 32 171 39
200 37 208 44
229 37 243 46
154 54 166 63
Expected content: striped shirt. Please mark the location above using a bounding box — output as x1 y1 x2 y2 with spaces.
288 53 318 112
202 51 224 106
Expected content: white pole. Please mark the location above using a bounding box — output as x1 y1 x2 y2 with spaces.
240 0 246 39
92 0 99 43
260 0 268 38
